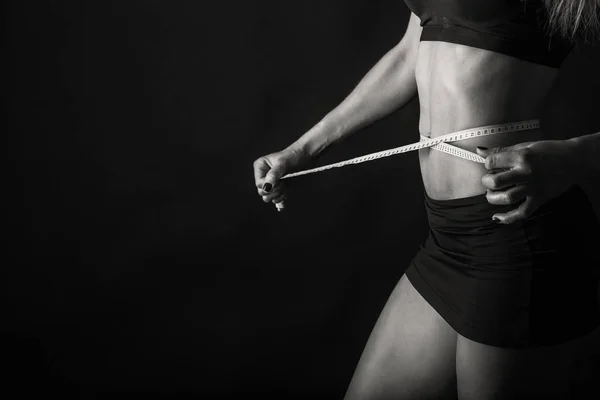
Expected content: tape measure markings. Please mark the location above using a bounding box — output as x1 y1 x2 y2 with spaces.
281 120 540 179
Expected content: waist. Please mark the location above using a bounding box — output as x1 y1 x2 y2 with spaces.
419 120 543 200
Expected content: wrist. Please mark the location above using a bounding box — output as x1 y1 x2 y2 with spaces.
281 144 310 170
288 118 340 160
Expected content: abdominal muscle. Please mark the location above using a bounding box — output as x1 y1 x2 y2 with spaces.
415 41 560 200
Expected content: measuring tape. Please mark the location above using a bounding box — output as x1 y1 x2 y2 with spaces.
281 120 540 180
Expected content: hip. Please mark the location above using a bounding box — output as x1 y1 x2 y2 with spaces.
420 185 600 271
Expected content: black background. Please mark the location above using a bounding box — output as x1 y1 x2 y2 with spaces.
4 1 600 398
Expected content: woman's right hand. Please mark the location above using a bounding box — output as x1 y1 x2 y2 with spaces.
253 147 308 208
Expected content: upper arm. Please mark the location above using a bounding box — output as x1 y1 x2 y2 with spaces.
396 13 422 58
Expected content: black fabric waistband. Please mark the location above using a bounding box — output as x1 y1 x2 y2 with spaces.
423 185 588 225
421 185 597 260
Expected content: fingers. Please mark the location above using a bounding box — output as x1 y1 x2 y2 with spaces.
475 146 499 159
481 168 529 190
271 192 286 204
272 193 286 211
476 144 533 170
476 146 505 169
254 155 290 211
485 185 528 205
262 188 287 212
263 163 286 192
253 157 286 191
253 157 271 189
492 196 540 224
261 183 286 203
485 150 523 170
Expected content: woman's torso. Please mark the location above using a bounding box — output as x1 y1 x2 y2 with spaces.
415 41 560 200
407 0 569 200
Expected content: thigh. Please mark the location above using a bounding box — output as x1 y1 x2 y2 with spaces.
456 334 576 400
343 273 458 400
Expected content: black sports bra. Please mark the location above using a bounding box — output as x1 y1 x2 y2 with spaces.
404 0 573 67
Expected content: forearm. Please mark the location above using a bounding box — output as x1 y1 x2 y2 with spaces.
290 48 417 159
568 131 600 177
287 15 421 160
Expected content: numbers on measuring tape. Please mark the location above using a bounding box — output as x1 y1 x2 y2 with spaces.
281 120 540 179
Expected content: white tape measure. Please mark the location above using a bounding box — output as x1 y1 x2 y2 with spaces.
281 120 540 179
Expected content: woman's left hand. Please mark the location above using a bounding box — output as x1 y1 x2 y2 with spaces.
476 139 579 224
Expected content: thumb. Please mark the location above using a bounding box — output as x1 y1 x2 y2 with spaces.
476 141 532 158
262 162 286 192
475 146 502 158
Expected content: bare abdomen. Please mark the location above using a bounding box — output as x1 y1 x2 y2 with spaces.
414 42 558 200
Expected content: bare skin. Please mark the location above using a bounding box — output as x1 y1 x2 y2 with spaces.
415 40 558 200
343 275 458 400
253 12 599 400
344 18 590 400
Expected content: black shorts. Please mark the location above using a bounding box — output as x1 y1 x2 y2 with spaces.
405 185 600 349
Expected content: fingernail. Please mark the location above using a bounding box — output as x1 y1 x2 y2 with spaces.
492 216 501 223
477 146 488 150
263 183 272 192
